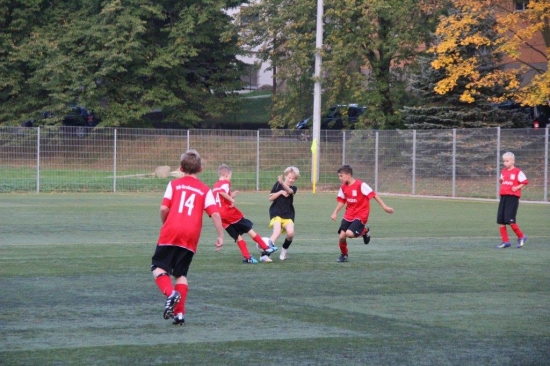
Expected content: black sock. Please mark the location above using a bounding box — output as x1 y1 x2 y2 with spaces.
283 239 292 249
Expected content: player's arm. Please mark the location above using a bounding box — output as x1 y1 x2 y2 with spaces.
210 212 225 252
160 205 169 224
374 195 394 214
218 191 235 205
331 201 345 221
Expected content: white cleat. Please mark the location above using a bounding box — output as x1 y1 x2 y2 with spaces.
260 255 273 263
279 248 287 261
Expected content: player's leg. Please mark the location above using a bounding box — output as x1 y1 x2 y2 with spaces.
504 196 527 248
151 246 180 318
269 218 283 245
337 220 351 262
496 197 511 248
280 220 294 260
171 250 193 325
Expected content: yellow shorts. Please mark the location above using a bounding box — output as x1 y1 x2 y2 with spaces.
269 217 294 232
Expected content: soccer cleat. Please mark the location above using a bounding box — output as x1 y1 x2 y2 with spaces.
362 226 371 245
263 245 278 256
279 248 288 261
260 255 273 263
173 313 185 326
496 242 511 249
517 235 527 248
336 254 348 262
163 290 181 319
243 256 258 264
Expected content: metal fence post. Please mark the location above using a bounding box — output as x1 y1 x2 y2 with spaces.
452 129 456 197
36 127 40 193
342 131 346 165
113 129 117 193
544 127 549 201
496 127 501 199
375 131 379 193
256 130 260 191
412 130 416 195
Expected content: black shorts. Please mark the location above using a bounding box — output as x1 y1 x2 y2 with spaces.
497 195 520 225
151 245 194 278
338 219 365 237
225 217 254 241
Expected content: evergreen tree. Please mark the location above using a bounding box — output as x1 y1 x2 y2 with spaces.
0 0 246 127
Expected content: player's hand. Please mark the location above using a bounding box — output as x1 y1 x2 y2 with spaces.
215 237 224 252
231 190 239 198
331 212 337 221
384 206 394 214
278 175 284 184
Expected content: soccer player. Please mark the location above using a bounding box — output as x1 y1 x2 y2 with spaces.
151 150 225 326
496 152 529 249
267 166 300 261
331 164 394 262
212 164 277 263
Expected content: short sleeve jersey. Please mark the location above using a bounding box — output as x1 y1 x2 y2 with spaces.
157 175 219 253
337 179 376 224
499 167 529 197
269 182 297 220
211 179 245 228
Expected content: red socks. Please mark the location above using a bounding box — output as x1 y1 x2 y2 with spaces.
237 239 251 258
510 223 524 239
339 241 348 255
155 273 173 297
174 283 188 315
253 234 269 250
499 226 509 243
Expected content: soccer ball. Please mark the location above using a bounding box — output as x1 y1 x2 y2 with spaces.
256 237 273 252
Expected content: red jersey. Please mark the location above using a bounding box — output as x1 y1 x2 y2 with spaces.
157 176 219 253
337 179 376 224
211 179 244 228
499 167 528 197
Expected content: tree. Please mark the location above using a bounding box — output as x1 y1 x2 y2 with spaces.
402 6 532 129
0 0 246 127
432 0 550 106
238 0 445 129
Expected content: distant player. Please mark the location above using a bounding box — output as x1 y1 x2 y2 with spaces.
151 150 225 326
212 164 277 263
267 166 300 261
496 152 529 249
331 164 394 262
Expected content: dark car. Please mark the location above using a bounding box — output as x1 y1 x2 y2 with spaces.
296 104 366 130
21 106 100 137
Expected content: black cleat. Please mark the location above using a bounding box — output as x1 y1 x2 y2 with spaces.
163 291 181 320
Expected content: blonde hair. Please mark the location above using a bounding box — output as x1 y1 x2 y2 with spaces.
218 164 232 177
284 166 300 177
502 152 515 161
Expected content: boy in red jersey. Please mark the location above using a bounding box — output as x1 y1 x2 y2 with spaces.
331 164 394 262
151 150 225 326
212 164 277 263
496 152 529 249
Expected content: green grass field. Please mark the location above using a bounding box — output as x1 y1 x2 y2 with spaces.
1 192 549 365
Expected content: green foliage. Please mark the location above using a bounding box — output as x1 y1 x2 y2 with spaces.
238 0 445 129
0 0 247 127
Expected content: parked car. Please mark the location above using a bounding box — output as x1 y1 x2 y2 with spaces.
20 106 100 137
296 104 367 130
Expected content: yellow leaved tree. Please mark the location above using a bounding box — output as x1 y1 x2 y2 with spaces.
432 0 550 106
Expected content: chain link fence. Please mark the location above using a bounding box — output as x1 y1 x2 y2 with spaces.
1 126 548 201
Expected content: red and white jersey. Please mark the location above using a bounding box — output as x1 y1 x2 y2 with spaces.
500 167 528 197
337 179 376 224
212 179 244 228
157 176 219 253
